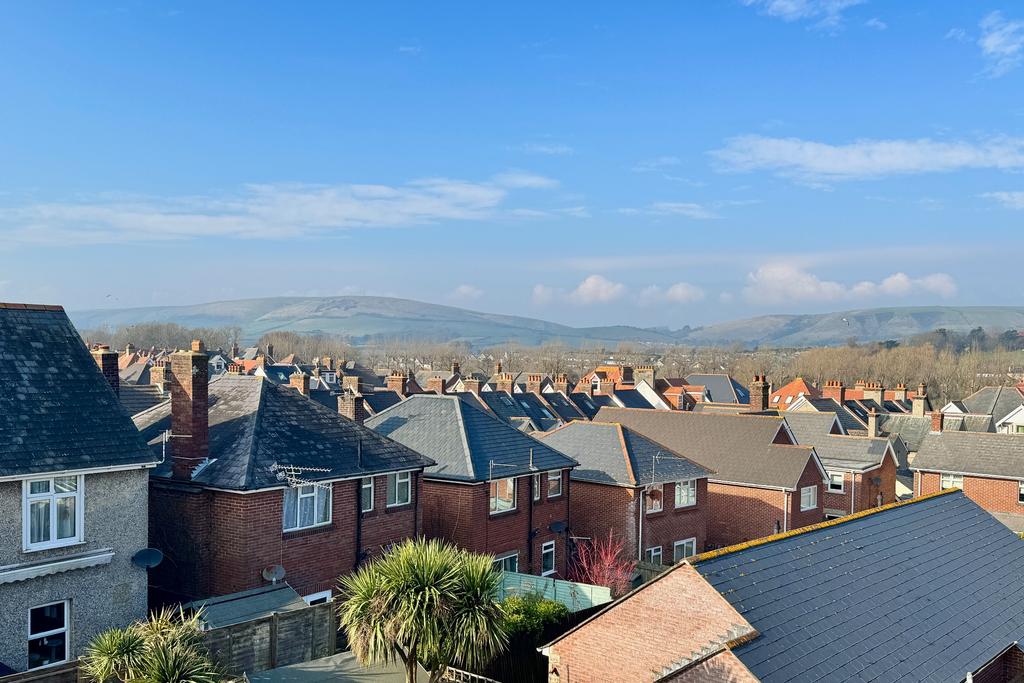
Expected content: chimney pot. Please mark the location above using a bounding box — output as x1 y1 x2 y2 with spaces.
91 345 120 397
169 345 209 479
290 371 310 396
191 339 205 353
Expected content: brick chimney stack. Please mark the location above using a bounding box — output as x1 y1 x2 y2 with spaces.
495 372 516 394
463 377 482 395
553 373 570 395
290 371 310 396
266 344 275 362
125 342 135 355
931 410 944 433
822 380 846 404
863 381 884 404
526 373 544 395
635 365 656 387
230 342 240 360
227 363 244 375
451 361 461 376
913 383 928 417
891 383 909 401
339 391 368 425
342 375 361 394
169 340 209 480
150 359 170 393
91 344 119 396
426 375 446 395
750 374 769 412
322 356 334 371
387 370 408 397
867 407 879 437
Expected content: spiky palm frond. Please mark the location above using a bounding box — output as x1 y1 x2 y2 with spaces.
81 628 148 683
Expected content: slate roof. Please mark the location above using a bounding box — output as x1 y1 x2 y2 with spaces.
594 407 820 490
943 413 995 433
568 392 614 419
475 390 561 432
362 390 404 415
783 411 844 441
0 304 158 477
686 374 749 404
877 413 932 452
119 360 151 385
611 388 656 409
803 397 865 433
184 584 308 630
365 394 577 482
537 421 712 487
134 374 432 491
809 435 892 471
119 384 166 416
693 490 1024 683
541 391 586 422
911 431 1024 479
960 385 1024 423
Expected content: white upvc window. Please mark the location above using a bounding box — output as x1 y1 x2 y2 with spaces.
673 538 697 563
23 475 83 551
800 485 818 511
547 470 563 498
490 477 517 514
827 471 845 493
644 546 663 565
646 484 664 514
533 473 541 501
387 472 411 507
492 552 518 573
541 541 556 576
674 479 697 508
940 473 963 490
360 477 374 513
1019 481 1024 505
28 601 69 670
283 484 331 531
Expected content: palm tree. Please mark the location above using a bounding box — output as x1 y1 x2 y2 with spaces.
81 607 221 683
337 538 509 683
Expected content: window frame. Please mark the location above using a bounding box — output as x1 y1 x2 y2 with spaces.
547 470 563 498
644 545 663 565
799 485 818 511
492 552 519 573
532 473 541 501
282 483 332 532
489 477 517 515
23 475 84 552
303 590 333 606
360 476 374 513
827 471 845 493
646 483 664 514
1018 480 1024 505
541 541 556 576
940 473 964 491
387 471 412 508
27 600 69 670
673 537 697 563
674 479 697 508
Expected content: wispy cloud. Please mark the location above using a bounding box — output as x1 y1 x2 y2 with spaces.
618 201 719 220
742 264 957 305
711 134 1024 183
514 142 574 156
742 0 864 30
398 45 422 56
0 173 562 246
632 156 682 173
449 284 484 302
638 282 706 306
978 11 1024 77
982 191 1024 209
864 17 887 31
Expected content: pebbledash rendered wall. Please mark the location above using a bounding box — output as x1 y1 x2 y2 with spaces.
0 468 151 671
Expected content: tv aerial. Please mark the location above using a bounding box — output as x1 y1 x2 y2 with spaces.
271 462 333 489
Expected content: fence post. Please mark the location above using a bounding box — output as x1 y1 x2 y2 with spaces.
270 612 279 668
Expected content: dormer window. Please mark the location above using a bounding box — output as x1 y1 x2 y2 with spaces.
23 476 83 551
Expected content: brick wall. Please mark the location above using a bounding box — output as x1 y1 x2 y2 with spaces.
637 479 710 562
706 482 786 547
824 456 897 517
421 470 570 576
916 470 1024 514
149 474 420 604
789 458 825 530
568 481 637 553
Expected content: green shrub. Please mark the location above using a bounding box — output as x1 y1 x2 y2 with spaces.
500 593 569 639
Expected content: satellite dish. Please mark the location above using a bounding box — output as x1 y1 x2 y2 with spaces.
549 520 568 533
132 548 164 569
262 564 286 583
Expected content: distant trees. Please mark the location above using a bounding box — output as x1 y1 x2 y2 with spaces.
80 323 240 353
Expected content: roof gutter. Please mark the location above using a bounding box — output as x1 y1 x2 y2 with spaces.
0 461 157 482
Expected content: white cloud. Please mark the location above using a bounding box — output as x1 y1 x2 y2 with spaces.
946 27 969 43
515 142 574 156
638 282 706 306
632 156 682 173
569 275 626 305
742 0 864 29
491 170 560 189
449 284 483 302
982 191 1024 209
864 17 887 30
0 173 564 246
531 284 558 305
398 45 422 55
742 264 957 305
979 11 1024 77
711 134 1024 182
618 201 719 220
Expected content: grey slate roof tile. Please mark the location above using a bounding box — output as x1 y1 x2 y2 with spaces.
365 394 577 482
805 397 865 433
911 431 1024 479
961 386 1024 423
0 305 157 477
685 374 749 404
134 374 432 490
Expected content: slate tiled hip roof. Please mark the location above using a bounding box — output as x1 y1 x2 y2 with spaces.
594 407 820 490
784 413 893 471
960 385 1024 423
685 374 750 404
365 394 577 482
537 421 713 487
692 490 1024 682
911 430 1024 479
133 374 432 491
0 304 158 477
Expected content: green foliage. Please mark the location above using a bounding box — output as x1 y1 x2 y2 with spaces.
82 608 222 683
337 538 509 683
499 593 569 639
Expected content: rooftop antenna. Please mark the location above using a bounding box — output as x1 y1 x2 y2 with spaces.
271 462 333 489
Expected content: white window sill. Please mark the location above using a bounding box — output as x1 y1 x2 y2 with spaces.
541 570 556 577
386 501 411 508
22 539 85 554
800 506 817 512
283 521 331 533
674 503 697 509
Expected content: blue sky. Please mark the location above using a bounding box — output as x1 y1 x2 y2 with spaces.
1 1 1023 327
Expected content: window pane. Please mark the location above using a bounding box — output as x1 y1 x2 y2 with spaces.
30 500 50 544
542 545 555 573
29 480 50 495
54 477 77 493
30 603 65 635
316 487 331 523
361 478 372 512
299 492 315 527
282 489 297 530
56 497 76 540
548 471 561 496
28 633 67 669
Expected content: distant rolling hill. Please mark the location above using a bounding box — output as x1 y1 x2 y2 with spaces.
69 297 1024 348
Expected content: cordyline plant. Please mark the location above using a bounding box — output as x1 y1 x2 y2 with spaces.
337 538 509 683
568 530 637 598
81 607 222 683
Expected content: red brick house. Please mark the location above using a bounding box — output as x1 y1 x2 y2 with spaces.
911 429 1024 532
366 394 578 576
133 345 433 606
536 421 713 565
594 407 826 548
